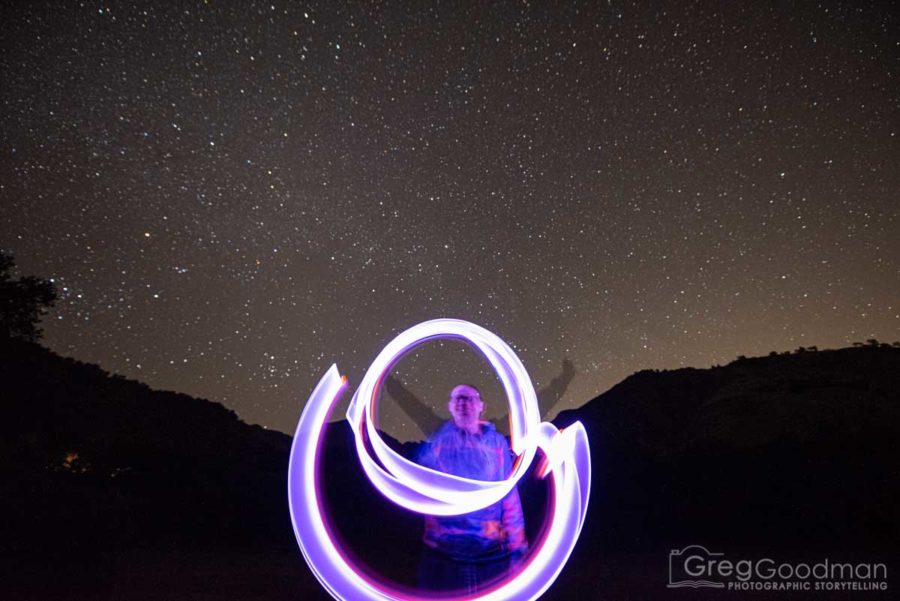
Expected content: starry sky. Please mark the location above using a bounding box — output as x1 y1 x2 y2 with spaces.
2 1 897 441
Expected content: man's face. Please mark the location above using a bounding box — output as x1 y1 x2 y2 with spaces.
448 385 484 432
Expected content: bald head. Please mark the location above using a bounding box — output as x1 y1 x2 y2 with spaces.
448 384 484 434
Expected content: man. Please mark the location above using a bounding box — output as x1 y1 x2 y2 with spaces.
416 384 528 594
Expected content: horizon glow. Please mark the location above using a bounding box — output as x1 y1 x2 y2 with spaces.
287 318 592 600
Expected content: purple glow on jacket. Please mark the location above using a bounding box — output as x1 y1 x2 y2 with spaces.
287 318 591 600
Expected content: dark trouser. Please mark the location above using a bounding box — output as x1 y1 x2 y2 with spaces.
418 546 510 595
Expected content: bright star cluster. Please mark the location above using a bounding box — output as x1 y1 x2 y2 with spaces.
1 2 897 441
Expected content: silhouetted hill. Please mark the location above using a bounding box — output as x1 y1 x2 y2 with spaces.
0 336 422 599
556 345 899 456
3 336 898 599
548 344 900 596
1 336 295 555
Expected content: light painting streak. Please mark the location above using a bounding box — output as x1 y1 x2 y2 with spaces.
287 319 591 600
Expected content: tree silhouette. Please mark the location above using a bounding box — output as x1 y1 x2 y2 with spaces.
0 252 57 342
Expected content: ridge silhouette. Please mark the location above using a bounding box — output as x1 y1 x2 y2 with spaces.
4 336 898 600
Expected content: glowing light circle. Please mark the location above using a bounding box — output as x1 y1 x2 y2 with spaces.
287 318 591 601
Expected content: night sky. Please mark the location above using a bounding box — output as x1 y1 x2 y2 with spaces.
2 2 897 441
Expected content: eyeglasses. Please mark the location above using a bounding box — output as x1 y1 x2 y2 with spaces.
450 394 480 403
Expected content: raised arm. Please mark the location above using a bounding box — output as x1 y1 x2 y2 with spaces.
384 374 443 437
536 357 576 418
494 358 577 436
